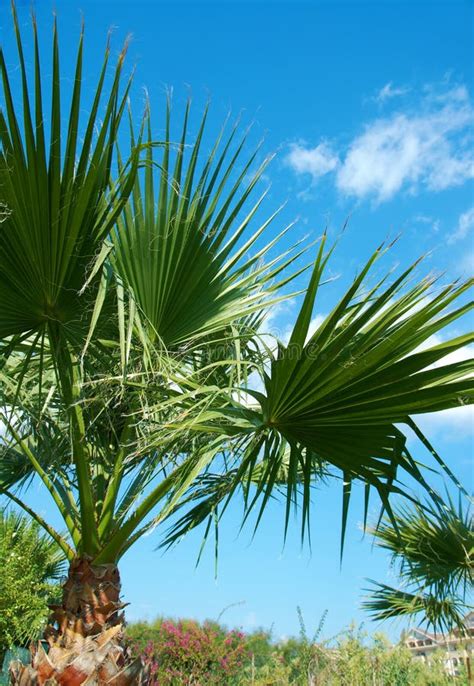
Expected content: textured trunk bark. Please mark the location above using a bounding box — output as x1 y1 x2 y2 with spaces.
9 557 149 685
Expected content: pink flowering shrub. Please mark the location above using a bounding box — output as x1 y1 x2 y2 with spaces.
128 618 248 685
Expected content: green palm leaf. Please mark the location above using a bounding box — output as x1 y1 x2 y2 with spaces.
362 583 469 634
363 496 473 633
187 237 472 550
0 7 138 346
112 102 306 350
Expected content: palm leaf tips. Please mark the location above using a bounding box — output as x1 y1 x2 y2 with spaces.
0 7 138 344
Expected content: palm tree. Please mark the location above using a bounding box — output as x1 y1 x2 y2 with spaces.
0 6 472 684
0 511 65 672
363 496 473 634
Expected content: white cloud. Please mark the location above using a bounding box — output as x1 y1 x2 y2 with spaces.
416 405 474 442
447 206 474 244
427 82 470 104
414 334 473 438
281 313 327 345
285 142 339 182
413 214 441 234
287 83 474 203
374 81 410 103
421 334 473 369
307 314 326 340
336 92 473 201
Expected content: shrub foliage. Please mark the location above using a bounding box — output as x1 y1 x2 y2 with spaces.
127 616 470 685
128 618 247 684
0 511 64 667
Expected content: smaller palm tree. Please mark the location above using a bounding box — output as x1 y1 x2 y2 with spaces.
363 495 473 634
0 511 65 671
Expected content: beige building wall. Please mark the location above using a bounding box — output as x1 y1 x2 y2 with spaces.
403 612 474 678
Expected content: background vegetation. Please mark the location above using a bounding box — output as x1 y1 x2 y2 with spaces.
0 520 469 686
0 511 64 679
126 615 470 685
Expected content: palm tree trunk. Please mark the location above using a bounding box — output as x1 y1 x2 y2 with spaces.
9 557 149 685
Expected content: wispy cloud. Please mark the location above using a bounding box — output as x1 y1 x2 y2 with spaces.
447 206 474 244
412 214 441 233
285 142 339 182
286 82 474 204
416 405 474 442
373 81 410 103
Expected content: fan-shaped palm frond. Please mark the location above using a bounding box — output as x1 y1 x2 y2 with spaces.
170 236 472 551
0 8 139 344
112 102 306 352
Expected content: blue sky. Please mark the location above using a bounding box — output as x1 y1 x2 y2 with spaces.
2 0 473 642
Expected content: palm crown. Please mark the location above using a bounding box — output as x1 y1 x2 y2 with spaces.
364 496 473 634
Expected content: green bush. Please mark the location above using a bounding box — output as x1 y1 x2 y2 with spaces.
127 618 248 684
126 616 470 685
0 512 64 670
